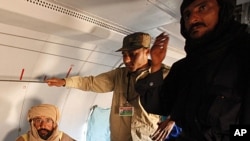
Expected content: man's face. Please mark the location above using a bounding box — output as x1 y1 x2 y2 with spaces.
33 116 55 140
122 48 149 72
183 0 220 39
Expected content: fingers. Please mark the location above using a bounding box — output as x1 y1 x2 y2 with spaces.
164 122 175 139
163 121 175 140
153 32 169 49
150 128 162 140
150 120 176 141
45 79 55 86
151 32 169 55
44 78 65 87
150 123 167 141
150 129 168 141
156 130 168 141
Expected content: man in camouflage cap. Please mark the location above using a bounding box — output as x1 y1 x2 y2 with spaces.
45 32 171 141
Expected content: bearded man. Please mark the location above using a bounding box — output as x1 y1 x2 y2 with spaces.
16 104 75 141
136 0 250 140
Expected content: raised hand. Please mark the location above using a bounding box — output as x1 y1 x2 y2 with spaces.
150 32 169 73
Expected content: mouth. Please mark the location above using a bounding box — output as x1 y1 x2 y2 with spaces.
188 23 206 34
38 129 49 135
190 25 203 32
125 65 135 72
125 64 133 68
38 129 52 140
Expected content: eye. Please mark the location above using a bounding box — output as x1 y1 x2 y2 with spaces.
33 118 53 124
129 53 135 57
183 12 190 21
199 4 207 12
33 118 42 123
45 118 53 123
122 53 129 58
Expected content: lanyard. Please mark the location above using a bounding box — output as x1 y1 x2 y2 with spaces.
126 73 138 103
126 73 131 102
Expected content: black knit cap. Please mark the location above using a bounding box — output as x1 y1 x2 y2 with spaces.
180 0 236 39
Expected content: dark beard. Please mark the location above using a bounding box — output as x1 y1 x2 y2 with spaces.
38 128 54 140
189 28 215 44
184 28 217 54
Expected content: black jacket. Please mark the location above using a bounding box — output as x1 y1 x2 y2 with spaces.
136 21 250 141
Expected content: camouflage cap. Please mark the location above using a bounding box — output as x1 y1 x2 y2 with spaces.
116 32 151 52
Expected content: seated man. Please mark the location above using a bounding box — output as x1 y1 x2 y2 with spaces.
16 103 75 141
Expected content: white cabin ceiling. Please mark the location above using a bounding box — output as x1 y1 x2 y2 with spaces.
0 0 187 68
49 0 185 51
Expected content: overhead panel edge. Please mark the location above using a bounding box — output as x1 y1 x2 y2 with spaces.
0 0 131 42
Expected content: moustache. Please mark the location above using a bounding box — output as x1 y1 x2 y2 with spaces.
38 128 50 132
188 22 206 33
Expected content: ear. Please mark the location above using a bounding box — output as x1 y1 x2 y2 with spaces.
53 122 57 128
29 119 34 126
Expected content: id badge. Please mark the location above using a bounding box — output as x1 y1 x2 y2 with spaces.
119 105 134 116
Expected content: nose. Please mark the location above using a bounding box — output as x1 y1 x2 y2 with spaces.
40 121 47 128
123 55 131 64
188 12 200 24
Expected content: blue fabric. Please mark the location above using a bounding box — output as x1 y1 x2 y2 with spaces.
87 106 111 141
166 124 182 139
161 116 182 140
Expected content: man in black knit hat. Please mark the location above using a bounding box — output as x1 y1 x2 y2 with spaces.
135 0 250 140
